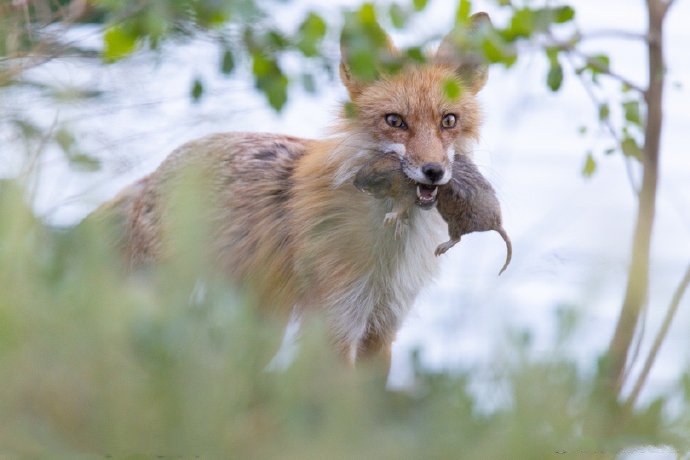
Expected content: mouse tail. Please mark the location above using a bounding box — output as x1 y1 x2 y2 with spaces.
496 226 512 276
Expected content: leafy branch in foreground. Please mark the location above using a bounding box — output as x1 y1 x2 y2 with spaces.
1 0 331 111
0 177 686 456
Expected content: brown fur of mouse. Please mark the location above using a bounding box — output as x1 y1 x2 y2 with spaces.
436 156 512 275
353 154 418 238
354 154 512 275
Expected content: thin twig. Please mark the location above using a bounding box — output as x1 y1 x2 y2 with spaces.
545 31 647 95
664 0 677 14
578 29 648 42
625 264 690 408
569 47 646 95
562 52 641 196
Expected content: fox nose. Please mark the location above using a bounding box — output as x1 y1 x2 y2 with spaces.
421 163 444 183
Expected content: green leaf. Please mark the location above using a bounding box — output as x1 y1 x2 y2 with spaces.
68 153 101 172
389 3 408 29
623 100 641 126
194 2 229 28
263 74 288 111
221 49 235 75
13 119 41 139
442 78 462 101
344 101 357 119
191 78 204 102
252 52 272 77
598 103 610 121
545 47 559 64
578 126 587 135
358 3 377 24
509 8 536 39
341 7 391 82
587 54 610 74
54 128 101 171
412 0 428 12
553 6 575 23
405 47 425 63
297 12 327 57
582 152 596 178
482 38 516 67
621 137 642 161
252 53 288 111
455 0 472 24
103 26 137 62
55 128 75 152
267 31 289 50
547 60 563 91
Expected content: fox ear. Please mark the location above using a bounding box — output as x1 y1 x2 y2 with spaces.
340 31 398 99
435 12 492 94
339 46 364 99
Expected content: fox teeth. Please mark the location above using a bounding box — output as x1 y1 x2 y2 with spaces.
416 185 438 200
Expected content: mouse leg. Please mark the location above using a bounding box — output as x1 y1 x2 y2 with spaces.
394 214 408 239
383 203 410 239
434 237 460 256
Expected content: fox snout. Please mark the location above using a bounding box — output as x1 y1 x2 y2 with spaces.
399 137 454 186
403 156 452 186
400 154 453 209
421 163 445 184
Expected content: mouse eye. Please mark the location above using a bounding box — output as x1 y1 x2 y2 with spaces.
441 113 457 129
385 113 407 129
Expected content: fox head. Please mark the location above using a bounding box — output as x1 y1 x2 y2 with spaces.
340 13 491 206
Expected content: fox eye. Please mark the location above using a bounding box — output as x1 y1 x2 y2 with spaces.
385 113 407 129
441 113 457 129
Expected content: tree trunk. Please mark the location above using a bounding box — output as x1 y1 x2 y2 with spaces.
606 0 666 394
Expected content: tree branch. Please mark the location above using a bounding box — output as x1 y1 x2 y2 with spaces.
577 50 646 95
578 29 649 42
547 33 647 95
563 52 640 196
664 0 677 14
625 264 690 408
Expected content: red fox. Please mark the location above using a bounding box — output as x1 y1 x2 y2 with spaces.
94 13 492 369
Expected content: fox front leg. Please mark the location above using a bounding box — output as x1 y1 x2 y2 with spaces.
434 237 461 256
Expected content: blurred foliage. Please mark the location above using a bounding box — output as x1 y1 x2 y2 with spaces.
0 177 688 456
1 0 647 176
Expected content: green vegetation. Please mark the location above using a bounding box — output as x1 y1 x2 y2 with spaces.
0 178 687 456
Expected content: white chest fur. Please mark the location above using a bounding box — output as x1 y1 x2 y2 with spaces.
327 199 446 361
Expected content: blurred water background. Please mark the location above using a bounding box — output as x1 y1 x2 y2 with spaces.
1 0 689 408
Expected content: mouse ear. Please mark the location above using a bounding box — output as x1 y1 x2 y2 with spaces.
435 12 492 94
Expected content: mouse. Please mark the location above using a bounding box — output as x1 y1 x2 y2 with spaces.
353 153 512 275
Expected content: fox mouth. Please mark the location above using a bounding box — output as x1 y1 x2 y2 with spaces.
415 184 438 209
